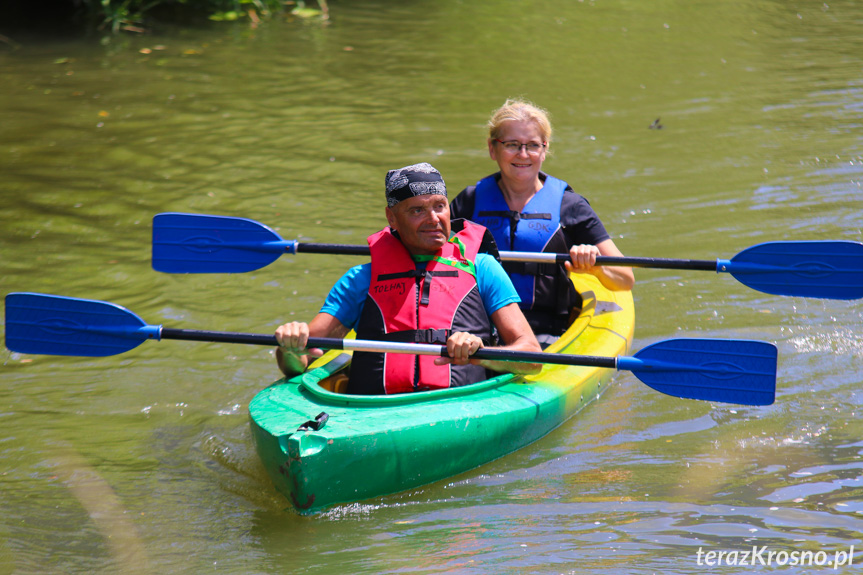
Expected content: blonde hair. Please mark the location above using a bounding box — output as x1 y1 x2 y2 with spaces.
487 99 553 143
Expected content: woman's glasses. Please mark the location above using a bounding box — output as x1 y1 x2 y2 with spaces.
494 139 546 155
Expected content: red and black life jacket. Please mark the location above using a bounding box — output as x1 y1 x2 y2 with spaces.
348 221 493 395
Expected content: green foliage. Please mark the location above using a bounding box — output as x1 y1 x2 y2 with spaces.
76 0 291 32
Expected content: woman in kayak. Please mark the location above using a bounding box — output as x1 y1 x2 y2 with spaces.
450 99 634 344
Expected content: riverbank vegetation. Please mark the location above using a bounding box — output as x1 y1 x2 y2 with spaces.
1 0 328 36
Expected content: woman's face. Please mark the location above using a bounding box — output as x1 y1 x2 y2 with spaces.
488 120 547 187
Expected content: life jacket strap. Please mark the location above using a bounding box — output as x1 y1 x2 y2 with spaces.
502 261 560 276
378 328 495 346
478 210 552 222
377 328 452 345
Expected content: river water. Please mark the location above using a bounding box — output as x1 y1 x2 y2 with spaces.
2 1 862 573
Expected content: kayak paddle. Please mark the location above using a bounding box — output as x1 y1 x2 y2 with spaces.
5 292 777 406
151 212 863 300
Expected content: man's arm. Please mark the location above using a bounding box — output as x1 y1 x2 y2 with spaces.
436 303 542 375
275 312 350 377
480 302 542 374
439 252 542 374
276 262 368 376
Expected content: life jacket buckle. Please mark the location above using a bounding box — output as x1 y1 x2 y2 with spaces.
416 328 450 344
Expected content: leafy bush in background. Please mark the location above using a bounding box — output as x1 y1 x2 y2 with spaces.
76 0 326 33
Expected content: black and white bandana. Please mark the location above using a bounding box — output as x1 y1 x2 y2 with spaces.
384 162 447 207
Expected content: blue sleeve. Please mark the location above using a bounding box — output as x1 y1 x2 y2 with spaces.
319 264 370 330
475 253 521 315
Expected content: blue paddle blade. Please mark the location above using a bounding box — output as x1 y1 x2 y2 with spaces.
152 213 295 273
721 240 863 300
4 293 161 357
619 338 777 406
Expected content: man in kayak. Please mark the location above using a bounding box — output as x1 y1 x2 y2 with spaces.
275 162 542 395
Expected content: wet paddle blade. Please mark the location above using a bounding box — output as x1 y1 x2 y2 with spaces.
724 240 863 300
619 338 777 406
4 293 160 357
152 213 292 273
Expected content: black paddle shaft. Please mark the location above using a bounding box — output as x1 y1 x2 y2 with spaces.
594 256 716 270
292 243 717 271
294 243 371 256
159 329 354 351
161 328 279 346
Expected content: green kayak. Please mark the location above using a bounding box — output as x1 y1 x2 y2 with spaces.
249 273 635 513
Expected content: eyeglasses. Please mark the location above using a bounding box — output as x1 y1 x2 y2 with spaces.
494 139 546 155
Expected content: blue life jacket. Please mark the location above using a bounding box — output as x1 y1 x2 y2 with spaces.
470 174 568 309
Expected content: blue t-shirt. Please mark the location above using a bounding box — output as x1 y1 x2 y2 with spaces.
320 253 520 330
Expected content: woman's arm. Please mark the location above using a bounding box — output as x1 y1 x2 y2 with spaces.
566 238 635 291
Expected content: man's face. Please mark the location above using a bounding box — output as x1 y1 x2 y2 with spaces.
385 194 451 255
